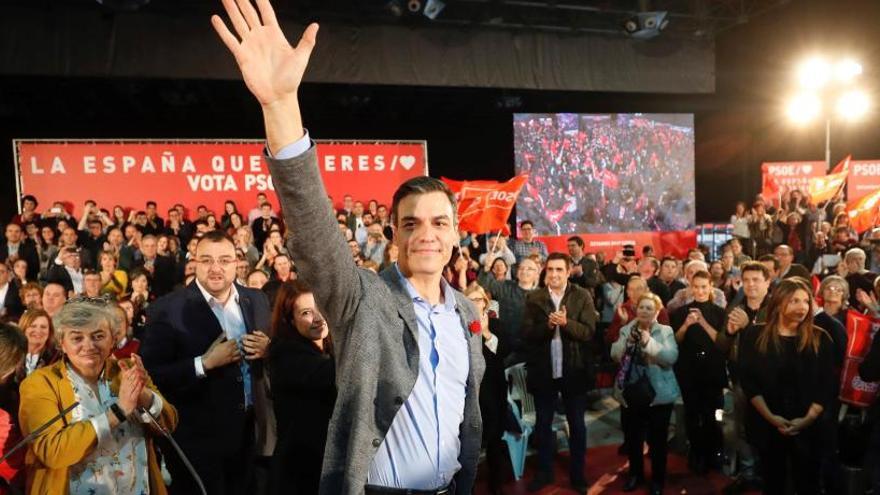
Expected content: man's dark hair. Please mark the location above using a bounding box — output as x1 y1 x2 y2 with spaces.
546 252 572 269
660 256 677 267
146 201 157 208
192 219 209 229
567 236 585 248
390 177 457 227
196 229 235 248
22 195 38 207
740 261 771 280
520 220 534 228
642 245 653 255
197 205 207 211
758 254 781 272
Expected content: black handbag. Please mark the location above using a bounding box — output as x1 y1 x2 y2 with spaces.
622 344 656 408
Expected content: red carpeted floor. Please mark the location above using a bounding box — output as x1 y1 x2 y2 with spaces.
473 445 750 495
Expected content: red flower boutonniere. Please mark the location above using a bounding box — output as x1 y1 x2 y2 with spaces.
468 320 482 335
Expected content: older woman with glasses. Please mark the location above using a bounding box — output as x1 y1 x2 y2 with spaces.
818 275 849 328
18 297 177 495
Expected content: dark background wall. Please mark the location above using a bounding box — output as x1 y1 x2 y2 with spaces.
1 0 879 223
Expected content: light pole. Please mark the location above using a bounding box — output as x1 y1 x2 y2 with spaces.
786 57 869 171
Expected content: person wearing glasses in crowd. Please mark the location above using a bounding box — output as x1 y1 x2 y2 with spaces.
140 230 271 494
19 297 178 494
512 220 548 265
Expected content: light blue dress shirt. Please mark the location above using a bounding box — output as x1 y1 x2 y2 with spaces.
274 135 470 490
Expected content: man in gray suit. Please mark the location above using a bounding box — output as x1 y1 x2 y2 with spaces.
212 1 485 494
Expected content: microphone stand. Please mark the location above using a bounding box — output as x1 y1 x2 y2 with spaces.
0 401 79 464
138 407 208 495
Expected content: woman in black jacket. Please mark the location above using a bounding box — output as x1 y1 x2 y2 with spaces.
739 278 836 494
268 280 336 495
465 284 509 495
670 270 727 474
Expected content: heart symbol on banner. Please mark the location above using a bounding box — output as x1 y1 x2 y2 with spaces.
802 164 813 174
399 156 416 170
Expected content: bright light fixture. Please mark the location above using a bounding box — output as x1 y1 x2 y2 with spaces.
835 59 863 83
836 89 870 120
787 93 822 123
798 57 832 89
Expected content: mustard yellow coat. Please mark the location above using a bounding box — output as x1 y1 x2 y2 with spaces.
18 358 178 495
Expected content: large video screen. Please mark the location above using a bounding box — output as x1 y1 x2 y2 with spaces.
514 113 695 235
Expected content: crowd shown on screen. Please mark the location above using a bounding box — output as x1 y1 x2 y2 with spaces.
0 185 879 495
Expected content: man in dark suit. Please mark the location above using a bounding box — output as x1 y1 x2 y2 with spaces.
46 247 84 296
1 223 40 281
566 236 601 293
0 264 23 323
135 234 178 297
523 252 597 493
141 230 271 495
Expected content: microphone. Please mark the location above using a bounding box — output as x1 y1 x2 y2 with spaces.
0 401 80 464
137 407 207 495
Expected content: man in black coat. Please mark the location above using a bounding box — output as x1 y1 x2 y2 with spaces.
134 234 179 297
523 253 597 494
0 264 23 323
141 230 271 495
1 223 40 281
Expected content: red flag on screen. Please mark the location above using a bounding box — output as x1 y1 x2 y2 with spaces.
847 187 880 233
442 176 528 235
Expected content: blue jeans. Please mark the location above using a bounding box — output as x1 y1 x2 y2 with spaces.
533 383 588 482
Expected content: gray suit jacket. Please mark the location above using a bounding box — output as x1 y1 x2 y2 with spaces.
267 145 486 495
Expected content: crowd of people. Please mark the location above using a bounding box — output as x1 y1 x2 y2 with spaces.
514 113 696 236
0 1 879 494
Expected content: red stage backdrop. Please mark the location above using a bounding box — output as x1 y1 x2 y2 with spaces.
760 161 826 202
849 159 880 202
14 140 428 218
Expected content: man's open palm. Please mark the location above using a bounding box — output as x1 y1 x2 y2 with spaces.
212 0 318 106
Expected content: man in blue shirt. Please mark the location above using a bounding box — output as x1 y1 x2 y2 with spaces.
210 2 485 493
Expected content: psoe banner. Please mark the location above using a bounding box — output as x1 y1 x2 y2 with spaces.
761 161 826 201
14 140 428 218
849 160 880 202
538 230 697 260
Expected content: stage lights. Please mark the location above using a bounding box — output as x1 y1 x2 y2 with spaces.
786 93 822 124
836 90 870 121
786 56 869 123
797 57 831 89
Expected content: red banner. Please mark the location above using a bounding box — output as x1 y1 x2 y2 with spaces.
846 187 880 234
840 309 880 407
761 161 826 203
15 140 428 218
442 176 527 235
848 159 880 202
537 230 697 260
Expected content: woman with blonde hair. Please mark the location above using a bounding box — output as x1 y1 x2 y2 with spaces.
17 309 59 379
738 278 835 494
611 292 680 495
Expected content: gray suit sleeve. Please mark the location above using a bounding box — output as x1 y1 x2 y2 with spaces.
265 145 361 339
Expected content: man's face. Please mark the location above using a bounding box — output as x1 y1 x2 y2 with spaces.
168 210 179 223
195 240 237 296
377 205 388 220
146 204 156 216
140 238 158 258
567 241 582 259
363 213 374 226
730 239 742 255
520 223 535 242
197 207 208 219
368 223 383 239
43 284 66 313
261 205 272 219
274 256 291 275
773 247 793 268
393 191 457 278
23 199 36 212
236 260 249 280
107 229 122 246
83 274 101 296
353 202 364 216
175 205 185 218
4 224 22 243
89 222 103 238
0 265 8 286
660 260 677 281
247 271 269 289
638 258 656 279
348 240 361 257
343 196 353 211
544 259 570 290
517 259 540 286
721 252 734 271
61 228 77 247
62 250 81 270
23 289 41 308
742 270 769 301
